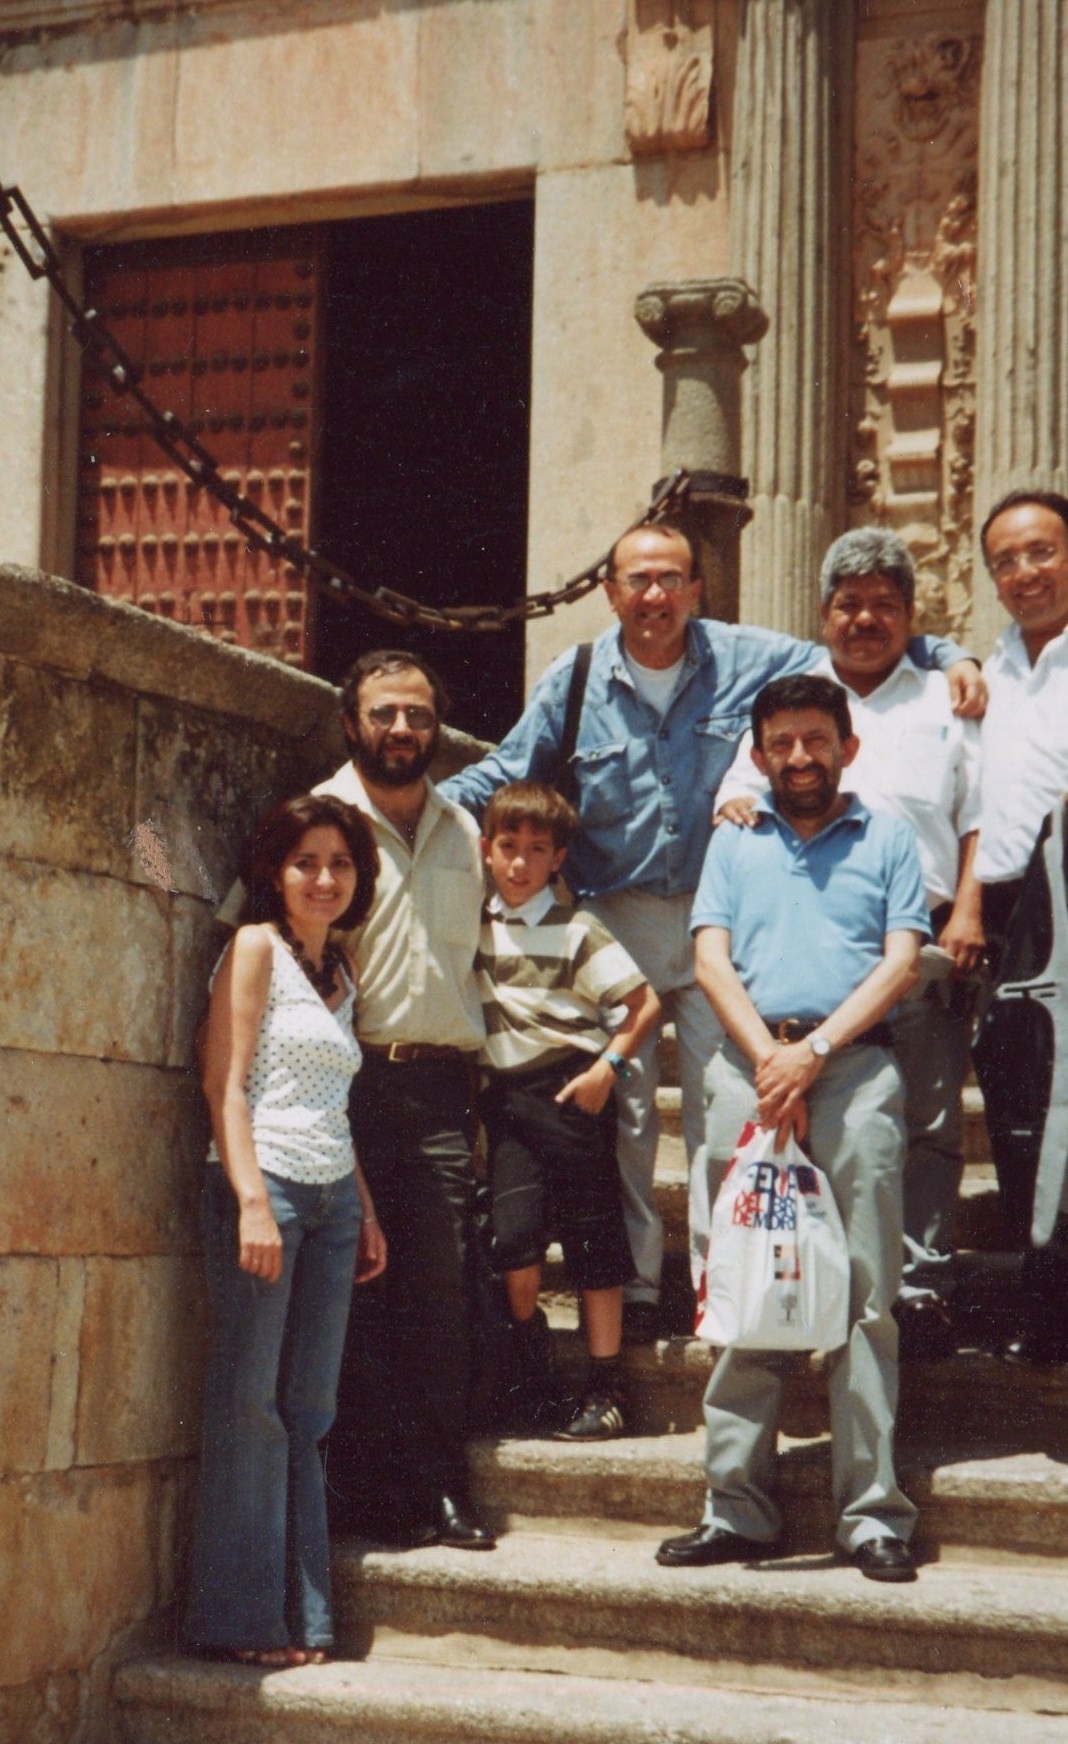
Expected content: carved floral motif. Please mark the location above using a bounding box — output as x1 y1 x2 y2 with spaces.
849 30 981 638
624 0 714 156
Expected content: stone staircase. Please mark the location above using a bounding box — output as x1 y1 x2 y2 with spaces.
111 1058 1068 1743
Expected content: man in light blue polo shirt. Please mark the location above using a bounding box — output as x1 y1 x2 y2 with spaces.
442 523 980 1343
656 673 930 1583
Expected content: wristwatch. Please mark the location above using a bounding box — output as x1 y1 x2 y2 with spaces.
808 1033 832 1060
603 1049 636 1083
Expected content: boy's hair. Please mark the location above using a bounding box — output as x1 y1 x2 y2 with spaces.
482 781 578 850
751 674 853 749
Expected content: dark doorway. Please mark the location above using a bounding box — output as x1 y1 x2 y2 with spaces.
315 201 534 743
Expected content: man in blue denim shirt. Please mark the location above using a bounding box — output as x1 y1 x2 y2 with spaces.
442 523 981 1339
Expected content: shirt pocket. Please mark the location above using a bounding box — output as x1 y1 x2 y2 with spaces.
570 739 632 827
887 721 952 808
694 716 748 796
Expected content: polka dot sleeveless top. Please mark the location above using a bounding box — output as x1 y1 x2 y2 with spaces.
207 927 362 1184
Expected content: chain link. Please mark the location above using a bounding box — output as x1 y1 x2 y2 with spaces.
1 183 694 633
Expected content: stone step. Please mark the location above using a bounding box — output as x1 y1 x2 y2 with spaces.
111 1652 1068 1744
469 1429 1068 1558
325 1526 1068 1698
537 1315 1068 1440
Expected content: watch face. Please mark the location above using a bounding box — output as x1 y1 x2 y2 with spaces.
811 1036 831 1057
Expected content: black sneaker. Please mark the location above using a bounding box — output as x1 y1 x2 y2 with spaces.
553 1390 626 1441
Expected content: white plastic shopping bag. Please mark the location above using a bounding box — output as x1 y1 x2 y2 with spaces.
695 1119 850 1351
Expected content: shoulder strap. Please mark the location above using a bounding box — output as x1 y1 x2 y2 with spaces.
554 642 592 804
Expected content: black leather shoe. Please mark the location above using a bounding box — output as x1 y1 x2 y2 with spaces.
851 1537 917 1583
435 1495 497 1551
655 1525 778 1568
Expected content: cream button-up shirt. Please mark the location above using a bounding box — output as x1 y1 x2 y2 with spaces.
316 763 485 1050
975 622 1068 883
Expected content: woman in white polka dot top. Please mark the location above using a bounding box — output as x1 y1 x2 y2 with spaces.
182 794 386 1668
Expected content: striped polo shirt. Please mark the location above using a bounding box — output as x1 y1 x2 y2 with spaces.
477 885 646 1073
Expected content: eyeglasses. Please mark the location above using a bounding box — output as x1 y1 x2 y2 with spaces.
364 704 437 730
614 569 689 593
989 543 1064 582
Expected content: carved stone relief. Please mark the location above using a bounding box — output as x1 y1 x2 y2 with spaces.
848 29 981 637
624 0 715 156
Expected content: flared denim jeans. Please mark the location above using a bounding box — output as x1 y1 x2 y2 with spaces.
182 1166 360 1652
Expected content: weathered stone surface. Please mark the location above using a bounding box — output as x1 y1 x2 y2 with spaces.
0 568 345 755
76 1256 206 1466
172 3 419 205
169 896 226 1072
45 1259 86 1475
0 859 175 1063
0 1674 81 1744
0 1258 60 1474
418 0 538 178
533 0 626 172
132 696 266 905
0 654 137 876
0 1465 163 1686
0 1050 205 1257
525 160 728 678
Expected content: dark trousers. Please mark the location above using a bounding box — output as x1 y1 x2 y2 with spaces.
975 855 1057 1246
328 1053 482 1531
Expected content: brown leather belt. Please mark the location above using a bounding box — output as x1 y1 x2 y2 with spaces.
764 1017 893 1050
361 1041 467 1064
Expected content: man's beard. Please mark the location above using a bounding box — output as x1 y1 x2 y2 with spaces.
772 766 837 820
352 727 439 788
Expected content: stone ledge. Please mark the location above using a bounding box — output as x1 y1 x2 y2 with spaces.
0 566 343 753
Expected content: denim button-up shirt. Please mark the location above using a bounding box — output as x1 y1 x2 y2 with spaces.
441 619 964 901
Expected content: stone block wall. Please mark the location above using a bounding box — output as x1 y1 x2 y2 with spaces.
0 566 351 1742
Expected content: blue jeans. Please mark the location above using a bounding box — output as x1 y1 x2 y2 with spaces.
182 1166 360 1652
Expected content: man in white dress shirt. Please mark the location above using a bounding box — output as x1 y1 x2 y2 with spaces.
971 492 1068 1365
715 529 984 1357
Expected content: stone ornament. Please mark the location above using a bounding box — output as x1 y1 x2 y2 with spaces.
623 0 715 155
849 30 981 640
634 279 769 353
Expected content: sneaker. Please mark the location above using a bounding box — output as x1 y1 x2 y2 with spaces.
553 1390 626 1441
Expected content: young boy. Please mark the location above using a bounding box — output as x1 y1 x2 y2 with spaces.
476 781 661 1439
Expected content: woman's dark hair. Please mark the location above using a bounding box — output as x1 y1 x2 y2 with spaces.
247 794 379 930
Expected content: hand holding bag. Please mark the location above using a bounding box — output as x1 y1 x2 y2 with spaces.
695 1119 850 1352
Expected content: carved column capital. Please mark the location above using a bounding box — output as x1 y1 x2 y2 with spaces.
635 278 768 622
634 279 769 354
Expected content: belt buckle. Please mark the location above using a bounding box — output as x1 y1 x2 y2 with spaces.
387 1042 409 1063
776 1018 804 1044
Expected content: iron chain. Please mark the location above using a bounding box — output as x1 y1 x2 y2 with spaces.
1 183 694 633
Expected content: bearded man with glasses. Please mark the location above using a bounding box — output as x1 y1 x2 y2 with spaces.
319 649 496 1551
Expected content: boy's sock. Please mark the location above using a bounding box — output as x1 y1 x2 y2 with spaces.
507 1307 561 1431
584 1353 624 1398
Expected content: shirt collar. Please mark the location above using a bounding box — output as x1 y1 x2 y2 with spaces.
488 884 557 927
765 792 868 847
334 763 445 847
609 618 705 687
996 619 1068 676
822 649 922 702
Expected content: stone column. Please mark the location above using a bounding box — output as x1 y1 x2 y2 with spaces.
972 0 1068 651
634 278 768 624
730 0 855 638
